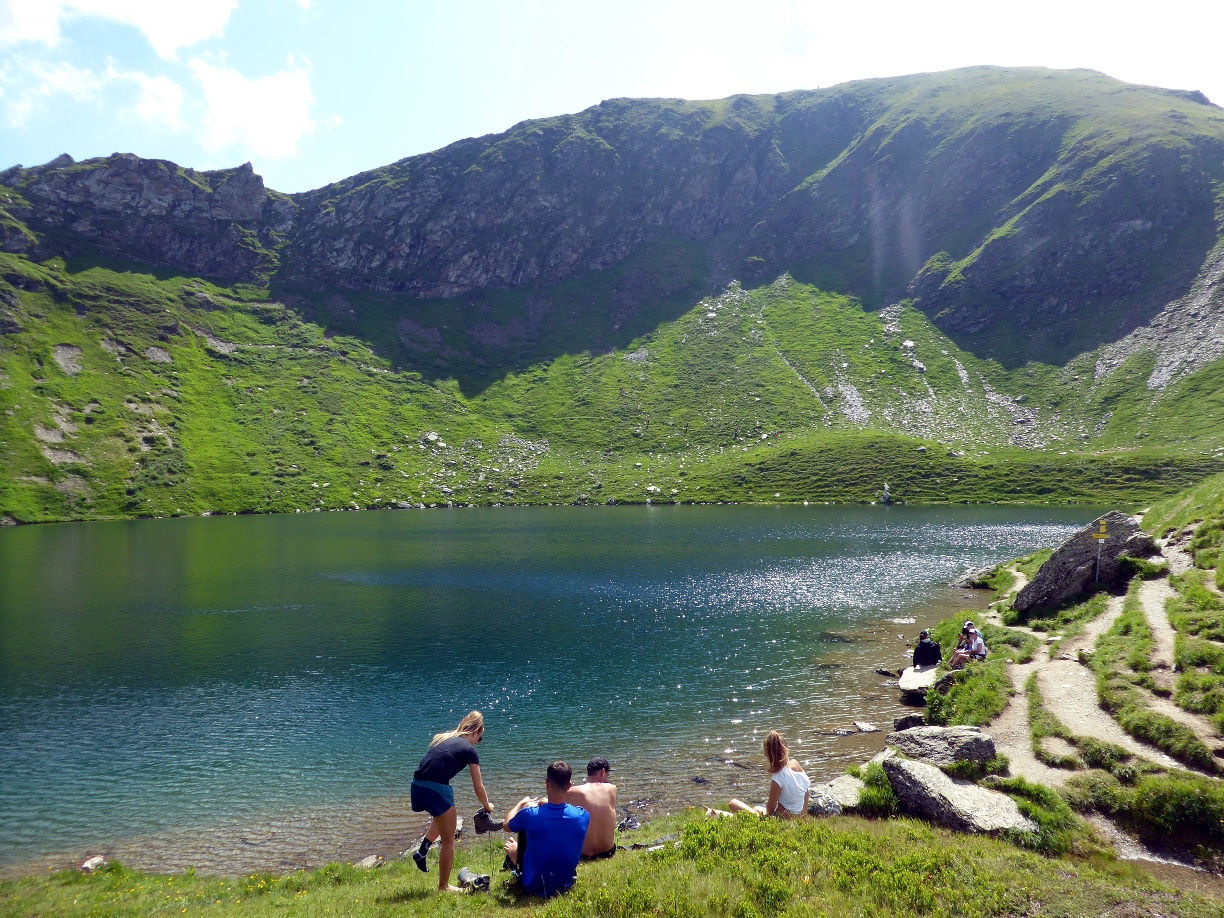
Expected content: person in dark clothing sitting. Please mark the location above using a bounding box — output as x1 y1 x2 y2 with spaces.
913 629 943 667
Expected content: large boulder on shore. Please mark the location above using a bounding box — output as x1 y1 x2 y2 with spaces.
883 758 1037 835
886 726 996 766
808 774 866 815
1012 511 1156 617
898 664 938 698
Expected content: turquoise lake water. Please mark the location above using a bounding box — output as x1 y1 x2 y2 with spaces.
0 504 1097 873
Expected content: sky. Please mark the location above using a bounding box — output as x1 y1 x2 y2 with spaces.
1 0 1222 193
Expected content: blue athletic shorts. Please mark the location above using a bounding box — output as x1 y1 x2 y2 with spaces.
410 778 455 817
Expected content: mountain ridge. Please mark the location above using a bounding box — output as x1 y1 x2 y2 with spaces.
2 66 1224 523
4 66 1224 366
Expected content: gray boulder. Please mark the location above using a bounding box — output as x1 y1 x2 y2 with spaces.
357 855 383 869
806 789 843 816
883 759 1037 835
823 774 866 810
894 713 925 731
80 855 108 873
868 747 896 766
951 566 993 589
886 726 996 766
1012 511 1156 616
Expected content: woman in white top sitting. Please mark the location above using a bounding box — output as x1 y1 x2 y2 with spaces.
708 730 810 818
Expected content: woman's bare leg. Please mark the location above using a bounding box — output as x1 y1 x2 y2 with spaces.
726 799 765 815
433 807 460 892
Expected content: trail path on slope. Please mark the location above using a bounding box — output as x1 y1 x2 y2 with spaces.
1136 548 1223 746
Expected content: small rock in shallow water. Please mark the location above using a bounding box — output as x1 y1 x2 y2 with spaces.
894 713 925 731
854 721 880 733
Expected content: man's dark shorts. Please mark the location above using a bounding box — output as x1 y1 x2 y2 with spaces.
410 778 455 817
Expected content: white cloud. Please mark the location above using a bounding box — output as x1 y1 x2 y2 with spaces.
189 56 315 158
131 71 184 127
0 0 238 59
0 54 184 127
0 57 107 126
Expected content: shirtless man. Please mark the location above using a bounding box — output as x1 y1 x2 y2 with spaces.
563 757 618 859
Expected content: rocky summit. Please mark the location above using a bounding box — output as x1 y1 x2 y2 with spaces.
2 66 1224 523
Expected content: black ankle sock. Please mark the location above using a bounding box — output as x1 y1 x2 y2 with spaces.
418 837 432 856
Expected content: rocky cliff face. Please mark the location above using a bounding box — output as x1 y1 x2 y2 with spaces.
3 66 1223 366
0 155 294 281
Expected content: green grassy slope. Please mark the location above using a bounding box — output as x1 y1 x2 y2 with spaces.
3 254 1222 523
3 814 1222 918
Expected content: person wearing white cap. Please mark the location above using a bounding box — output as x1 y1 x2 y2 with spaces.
950 623 987 669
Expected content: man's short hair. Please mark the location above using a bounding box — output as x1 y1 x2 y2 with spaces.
587 757 611 776
546 760 573 789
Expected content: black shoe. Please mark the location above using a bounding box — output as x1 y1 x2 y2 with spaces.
500 854 515 873
458 867 490 891
474 809 504 834
411 849 428 873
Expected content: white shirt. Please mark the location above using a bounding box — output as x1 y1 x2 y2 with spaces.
771 764 811 815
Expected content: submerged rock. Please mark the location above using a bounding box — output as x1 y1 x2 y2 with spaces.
886 726 996 766
883 758 1036 835
1012 511 1156 616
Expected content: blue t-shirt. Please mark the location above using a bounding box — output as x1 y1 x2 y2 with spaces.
507 802 590 898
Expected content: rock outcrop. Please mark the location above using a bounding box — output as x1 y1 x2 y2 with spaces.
1012 511 1157 616
882 758 1037 835
2 67 1221 366
885 726 996 766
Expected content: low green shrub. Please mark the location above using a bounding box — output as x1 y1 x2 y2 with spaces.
1074 738 1132 773
1091 582 1216 771
1026 673 1081 769
856 762 900 818
1066 770 1224 851
925 660 1012 727
1117 556 1169 580
942 755 1010 781
1168 571 1224 642
982 564 1018 599
990 776 1083 856
979 624 1039 664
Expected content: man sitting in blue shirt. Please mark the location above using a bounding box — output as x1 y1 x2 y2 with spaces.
503 761 590 898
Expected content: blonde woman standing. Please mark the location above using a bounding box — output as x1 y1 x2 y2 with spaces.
710 731 810 818
409 711 495 892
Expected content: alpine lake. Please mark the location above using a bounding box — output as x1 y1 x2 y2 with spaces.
0 504 1100 875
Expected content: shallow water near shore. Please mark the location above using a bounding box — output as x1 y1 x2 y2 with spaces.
0 504 1099 875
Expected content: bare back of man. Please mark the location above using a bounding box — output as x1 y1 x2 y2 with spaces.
564 759 618 858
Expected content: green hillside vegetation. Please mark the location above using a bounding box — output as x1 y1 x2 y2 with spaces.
3 254 1224 523
4 813 1223 918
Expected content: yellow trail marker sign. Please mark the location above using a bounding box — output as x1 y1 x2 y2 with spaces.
1093 521 1108 540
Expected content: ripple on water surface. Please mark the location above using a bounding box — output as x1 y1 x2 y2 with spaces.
0 504 1097 873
